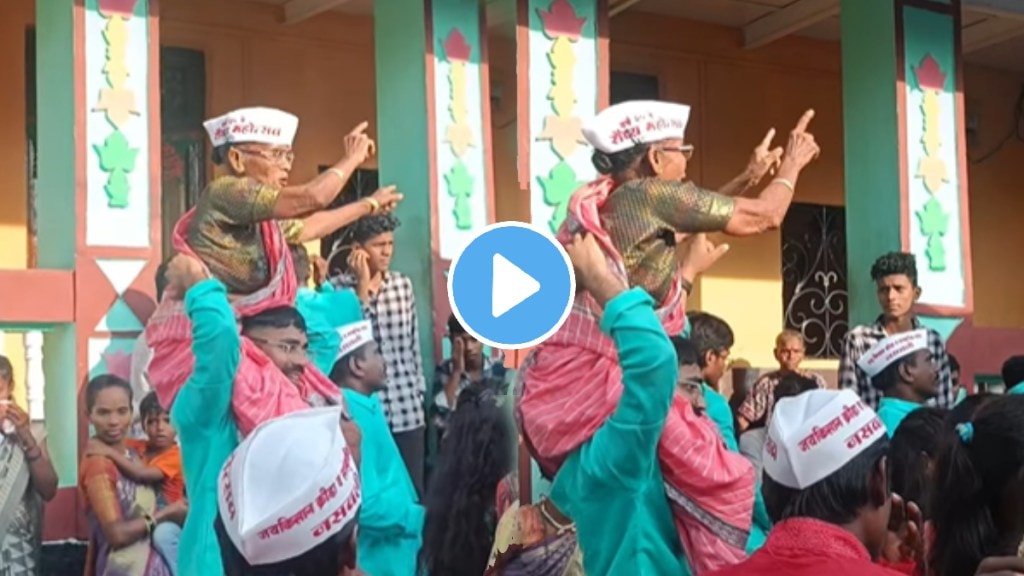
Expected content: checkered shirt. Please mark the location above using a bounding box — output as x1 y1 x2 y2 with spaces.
737 370 827 426
335 271 426 432
838 316 954 410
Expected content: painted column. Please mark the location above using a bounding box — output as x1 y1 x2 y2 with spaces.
840 0 971 343
35 0 161 539
374 0 496 368
515 0 608 502
518 0 608 234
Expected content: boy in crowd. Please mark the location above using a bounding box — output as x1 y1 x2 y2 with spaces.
431 314 507 435
87 391 185 574
858 330 939 435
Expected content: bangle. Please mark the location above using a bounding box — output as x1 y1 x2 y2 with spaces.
327 167 346 182
143 513 155 536
363 197 381 214
680 278 694 295
772 177 795 192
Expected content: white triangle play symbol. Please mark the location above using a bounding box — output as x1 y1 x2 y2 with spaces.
492 253 540 318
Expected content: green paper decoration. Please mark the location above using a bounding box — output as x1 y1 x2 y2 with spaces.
916 197 949 271
94 131 139 208
538 161 584 234
446 160 475 230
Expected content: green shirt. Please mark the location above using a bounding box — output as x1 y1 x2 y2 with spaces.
295 283 364 375
170 279 242 576
550 288 690 575
878 397 923 437
343 389 423 576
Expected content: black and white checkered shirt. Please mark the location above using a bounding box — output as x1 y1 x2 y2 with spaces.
838 315 954 410
335 271 426 432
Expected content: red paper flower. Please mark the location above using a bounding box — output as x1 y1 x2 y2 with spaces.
914 54 947 92
538 0 587 40
443 29 472 63
98 0 138 17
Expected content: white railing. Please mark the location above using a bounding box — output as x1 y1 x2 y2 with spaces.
0 330 47 422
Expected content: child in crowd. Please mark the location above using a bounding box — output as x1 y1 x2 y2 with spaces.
88 391 185 574
431 314 507 436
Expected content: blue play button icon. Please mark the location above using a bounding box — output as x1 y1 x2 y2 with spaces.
447 222 576 350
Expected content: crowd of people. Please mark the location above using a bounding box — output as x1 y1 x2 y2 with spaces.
1 100 1024 576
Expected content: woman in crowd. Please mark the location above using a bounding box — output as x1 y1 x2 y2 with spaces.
0 355 57 576
931 395 1024 576
79 375 184 576
421 381 515 576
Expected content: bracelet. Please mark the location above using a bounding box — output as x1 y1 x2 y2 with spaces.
143 512 155 536
363 197 381 214
772 177 795 192
327 167 346 182
680 278 694 295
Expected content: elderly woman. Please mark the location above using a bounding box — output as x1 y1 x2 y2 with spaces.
0 355 57 576
147 108 402 438
517 101 821 572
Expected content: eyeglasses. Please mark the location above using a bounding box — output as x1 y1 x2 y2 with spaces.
249 337 308 356
236 147 295 165
659 145 694 160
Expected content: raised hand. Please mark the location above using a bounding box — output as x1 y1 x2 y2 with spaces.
164 254 209 300
312 255 329 286
677 233 730 281
370 185 403 213
746 128 784 185
343 121 376 166
784 109 820 169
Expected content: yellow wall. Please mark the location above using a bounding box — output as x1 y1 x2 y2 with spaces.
1 2 1022 380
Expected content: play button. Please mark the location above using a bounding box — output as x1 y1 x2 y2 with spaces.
448 222 576 350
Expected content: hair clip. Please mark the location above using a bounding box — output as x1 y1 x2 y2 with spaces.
956 422 974 444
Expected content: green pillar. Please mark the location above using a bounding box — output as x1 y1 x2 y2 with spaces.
840 0 971 339
36 0 162 539
373 0 496 386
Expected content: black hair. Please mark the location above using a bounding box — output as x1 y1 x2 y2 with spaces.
763 437 889 526
870 251 918 287
85 374 133 413
350 214 400 245
773 373 818 404
0 355 12 385
591 143 651 176
139 391 167 423
155 260 170 301
670 335 700 367
241 306 307 335
1001 355 1024 389
889 407 946 519
949 353 961 374
420 380 516 576
931 395 1024 576
211 143 232 166
687 312 734 369
870 351 922 393
289 243 311 286
947 393 996 427
447 313 467 337
215 513 356 576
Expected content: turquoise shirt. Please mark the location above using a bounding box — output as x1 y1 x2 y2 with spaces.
878 397 923 436
343 389 423 576
170 280 242 576
550 288 691 575
1009 383 1024 395
295 283 363 375
703 383 768 554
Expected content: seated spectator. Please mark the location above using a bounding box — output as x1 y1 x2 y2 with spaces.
737 331 826 432
739 373 818 479
215 406 362 576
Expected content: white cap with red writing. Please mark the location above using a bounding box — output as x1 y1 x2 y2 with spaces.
763 389 884 490
336 320 375 360
203 107 299 148
582 100 691 154
856 329 929 378
217 405 361 565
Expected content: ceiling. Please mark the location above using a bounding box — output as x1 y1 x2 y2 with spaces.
246 0 1024 73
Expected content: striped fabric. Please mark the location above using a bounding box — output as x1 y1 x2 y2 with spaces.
145 208 343 437
517 178 755 573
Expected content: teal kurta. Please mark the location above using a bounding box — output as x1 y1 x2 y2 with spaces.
170 279 242 576
550 288 691 576
295 283 363 375
878 397 924 436
703 383 769 554
342 388 423 576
